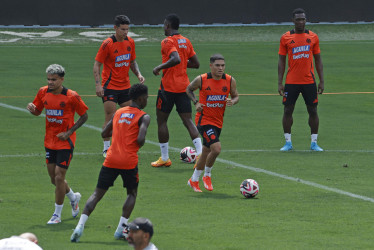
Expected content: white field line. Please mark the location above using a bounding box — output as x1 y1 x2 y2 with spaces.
1 102 374 203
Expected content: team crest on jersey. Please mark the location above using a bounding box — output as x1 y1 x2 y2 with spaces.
46 109 63 116
222 86 228 92
306 39 311 43
60 102 66 108
127 46 131 51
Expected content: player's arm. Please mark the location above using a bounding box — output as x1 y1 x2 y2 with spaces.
26 103 42 116
137 114 151 147
187 54 200 69
227 77 239 107
314 53 325 94
93 60 104 97
278 54 287 96
57 112 88 141
153 51 181 76
130 60 145 84
186 76 204 112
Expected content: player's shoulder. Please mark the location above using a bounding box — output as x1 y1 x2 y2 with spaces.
281 30 292 38
37 86 49 95
126 36 135 43
100 36 115 49
306 29 319 38
161 36 174 45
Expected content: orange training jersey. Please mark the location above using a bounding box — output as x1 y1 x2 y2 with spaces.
160 34 196 93
278 29 320 84
103 106 147 170
95 35 136 90
32 86 88 150
195 73 232 128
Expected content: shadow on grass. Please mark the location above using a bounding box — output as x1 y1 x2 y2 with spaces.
190 192 236 199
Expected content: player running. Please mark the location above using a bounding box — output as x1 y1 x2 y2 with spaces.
151 13 202 168
71 84 150 242
278 8 325 151
186 54 239 192
27 64 88 224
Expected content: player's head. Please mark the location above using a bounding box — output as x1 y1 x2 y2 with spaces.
292 8 306 32
127 217 154 247
19 232 38 245
114 15 131 27
46 64 65 91
164 14 180 35
210 54 225 78
129 84 148 109
46 64 65 77
114 15 130 39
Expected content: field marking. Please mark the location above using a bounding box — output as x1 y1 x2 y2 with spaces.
1 102 374 203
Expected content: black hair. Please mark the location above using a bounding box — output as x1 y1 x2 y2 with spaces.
114 15 130 26
210 54 225 63
129 84 148 101
292 8 306 18
165 13 180 30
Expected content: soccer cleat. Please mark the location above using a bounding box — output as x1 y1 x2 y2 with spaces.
103 150 107 158
311 142 324 151
280 141 293 151
70 225 84 242
71 192 81 218
151 157 172 167
47 214 61 224
202 176 213 191
114 224 130 240
187 178 202 193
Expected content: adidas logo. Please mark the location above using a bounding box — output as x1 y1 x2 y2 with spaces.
290 40 295 44
114 49 118 53
205 86 211 91
60 161 67 166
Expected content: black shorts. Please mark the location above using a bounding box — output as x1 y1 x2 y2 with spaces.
102 88 130 105
96 166 139 190
283 83 318 106
45 148 74 169
156 90 192 113
197 125 221 147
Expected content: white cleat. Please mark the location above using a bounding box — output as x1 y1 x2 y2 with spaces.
47 214 61 224
71 192 81 218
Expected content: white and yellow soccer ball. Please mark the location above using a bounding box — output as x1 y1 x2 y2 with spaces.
180 146 197 163
240 179 259 198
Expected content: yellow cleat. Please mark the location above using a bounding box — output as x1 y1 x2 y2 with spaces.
151 157 172 167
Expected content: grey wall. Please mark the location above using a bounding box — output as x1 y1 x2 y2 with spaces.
1 0 372 26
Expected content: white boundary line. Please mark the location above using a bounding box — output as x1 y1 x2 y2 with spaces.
1 102 374 203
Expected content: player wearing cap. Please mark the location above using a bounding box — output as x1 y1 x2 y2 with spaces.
127 217 158 250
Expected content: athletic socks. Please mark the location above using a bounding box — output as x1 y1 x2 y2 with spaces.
284 133 291 142
191 169 203 182
311 134 318 143
160 142 169 161
66 189 76 202
204 166 212 177
118 216 129 229
192 137 202 155
54 203 64 217
103 140 110 151
78 214 89 227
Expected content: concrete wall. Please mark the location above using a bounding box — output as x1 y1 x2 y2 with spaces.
1 0 372 26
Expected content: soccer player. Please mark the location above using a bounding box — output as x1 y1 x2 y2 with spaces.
186 54 239 192
71 84 150 243
151 13 202 167
127 217 158 250
278 8 325 151
26 64 88 224
94 14 145 157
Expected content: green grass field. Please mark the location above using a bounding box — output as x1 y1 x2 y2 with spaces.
1 24 374 249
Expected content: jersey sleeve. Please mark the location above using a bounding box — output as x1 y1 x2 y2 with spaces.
161 38 177 57
32 87 45 112
312 35 321 54
95 39 110 63
130 38 136 61
187 39 196 59
70 91 89 116
278 35 288 56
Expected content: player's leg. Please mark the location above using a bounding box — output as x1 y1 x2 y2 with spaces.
115 168 139 240
71 166 114 242
176 93 202 156
102 100 116 157
280 84 299 151
152 90 173 167
302 84 323 151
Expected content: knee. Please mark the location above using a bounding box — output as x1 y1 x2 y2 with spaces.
211 145 221 156
54 174 64 184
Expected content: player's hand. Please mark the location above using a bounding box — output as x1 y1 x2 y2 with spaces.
138 74 145 84
195 103 204 112
318 81 324 94
56 131 71 141
226 98 234 107
96 84 104 97
27 103 36 113
153 67 161 76
278 83 285 96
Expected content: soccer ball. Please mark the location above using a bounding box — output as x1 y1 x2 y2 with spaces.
180 146 197 163
240 179 259 198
